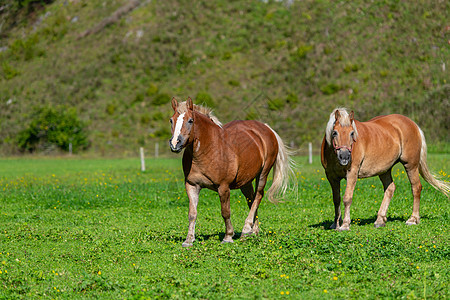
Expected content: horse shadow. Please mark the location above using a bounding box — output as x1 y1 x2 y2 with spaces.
309 215 430 229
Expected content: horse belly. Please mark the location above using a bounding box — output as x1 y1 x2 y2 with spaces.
230 158 263 189
358 156 399 178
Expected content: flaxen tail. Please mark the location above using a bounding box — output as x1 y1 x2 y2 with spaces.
418 128 450 198
266 126 295 203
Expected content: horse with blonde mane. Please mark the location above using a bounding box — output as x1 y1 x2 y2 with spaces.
321 108 449 231
170 97 293 246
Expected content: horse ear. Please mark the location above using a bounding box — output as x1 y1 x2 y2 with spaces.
349 110 355 123
171 97 178 111
187 97 194 111
334 110 341 122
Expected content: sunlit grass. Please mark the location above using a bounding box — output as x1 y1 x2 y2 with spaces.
0 155 448 298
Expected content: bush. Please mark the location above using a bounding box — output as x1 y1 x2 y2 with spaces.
17 106 89 153
267 98 285 111
9 34 44 61
1 62 20 79
195 91 216 108
152 93 170 106
320 83 341 95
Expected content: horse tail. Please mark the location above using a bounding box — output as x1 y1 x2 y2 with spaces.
266 126 295 203
417 127 450 198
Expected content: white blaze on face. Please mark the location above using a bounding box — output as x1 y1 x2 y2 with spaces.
171 113 185 147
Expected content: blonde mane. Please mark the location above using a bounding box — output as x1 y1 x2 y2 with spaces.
176 101 222 127
325 108 358 145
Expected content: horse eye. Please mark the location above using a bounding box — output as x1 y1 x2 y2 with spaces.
188 118 194 124
169 119 173 124
332 130 338 137
350 131 354 137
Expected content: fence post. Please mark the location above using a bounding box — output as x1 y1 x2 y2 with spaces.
155 142 159 158
140 147 145 172
308 142 312 164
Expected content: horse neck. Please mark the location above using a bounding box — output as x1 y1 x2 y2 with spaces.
190 111 222 157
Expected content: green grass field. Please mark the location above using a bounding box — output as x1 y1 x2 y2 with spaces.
0 155 449 299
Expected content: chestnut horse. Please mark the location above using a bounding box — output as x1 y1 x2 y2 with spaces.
321 108 449 231
169 97 293 246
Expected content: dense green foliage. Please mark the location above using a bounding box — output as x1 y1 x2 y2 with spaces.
16 105 89 153
0 0 449 155
0 156 448 298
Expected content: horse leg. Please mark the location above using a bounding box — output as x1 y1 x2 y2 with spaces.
242 175 267 236
338 174 357 231
327 176 342 230
219 185 235 243
404 165 422 225
240 182 256 237
374 169 395 228
183 182 201 247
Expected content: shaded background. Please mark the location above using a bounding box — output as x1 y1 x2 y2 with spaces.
0 0 448 156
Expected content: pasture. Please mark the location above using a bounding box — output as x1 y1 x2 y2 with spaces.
0 155 448 299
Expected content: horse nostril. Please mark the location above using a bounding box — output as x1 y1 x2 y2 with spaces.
169 136 185 153
337 150 351 161
169 138 178 150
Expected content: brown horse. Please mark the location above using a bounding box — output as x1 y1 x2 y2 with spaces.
321 108 449 231
169 97 293 246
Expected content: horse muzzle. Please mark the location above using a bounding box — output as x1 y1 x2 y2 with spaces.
169 137 184 153
337 149 351 166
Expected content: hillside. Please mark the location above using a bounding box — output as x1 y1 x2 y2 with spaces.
0 0 449 156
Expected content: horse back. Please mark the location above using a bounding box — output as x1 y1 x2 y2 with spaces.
223 120 278 158
355 114 422 177
363 114 420 141
222 120 279 187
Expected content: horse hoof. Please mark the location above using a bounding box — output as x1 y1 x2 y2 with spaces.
405 221 418 226
182 241 194 247
240 231 253 238
337 226 350 232
221 239 234 244
374 223 385 228
406 217 420 225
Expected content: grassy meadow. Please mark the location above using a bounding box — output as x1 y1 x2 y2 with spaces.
0 154 449 299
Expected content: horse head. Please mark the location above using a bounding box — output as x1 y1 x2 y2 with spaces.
330 109 357 166
169 97 195 153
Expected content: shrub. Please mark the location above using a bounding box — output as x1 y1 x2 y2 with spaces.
267 98 285 111
140 114 151 125
1 62 20 79
228 79 240 87
291 44 313 61
245 109 258 120
17 106 89 153
195 91 216 108
146 83 159 96
152 93 171 106
152 111 165 121
286 93 298 104
106 104 116 115
9 34 44 61
320 83 341 95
